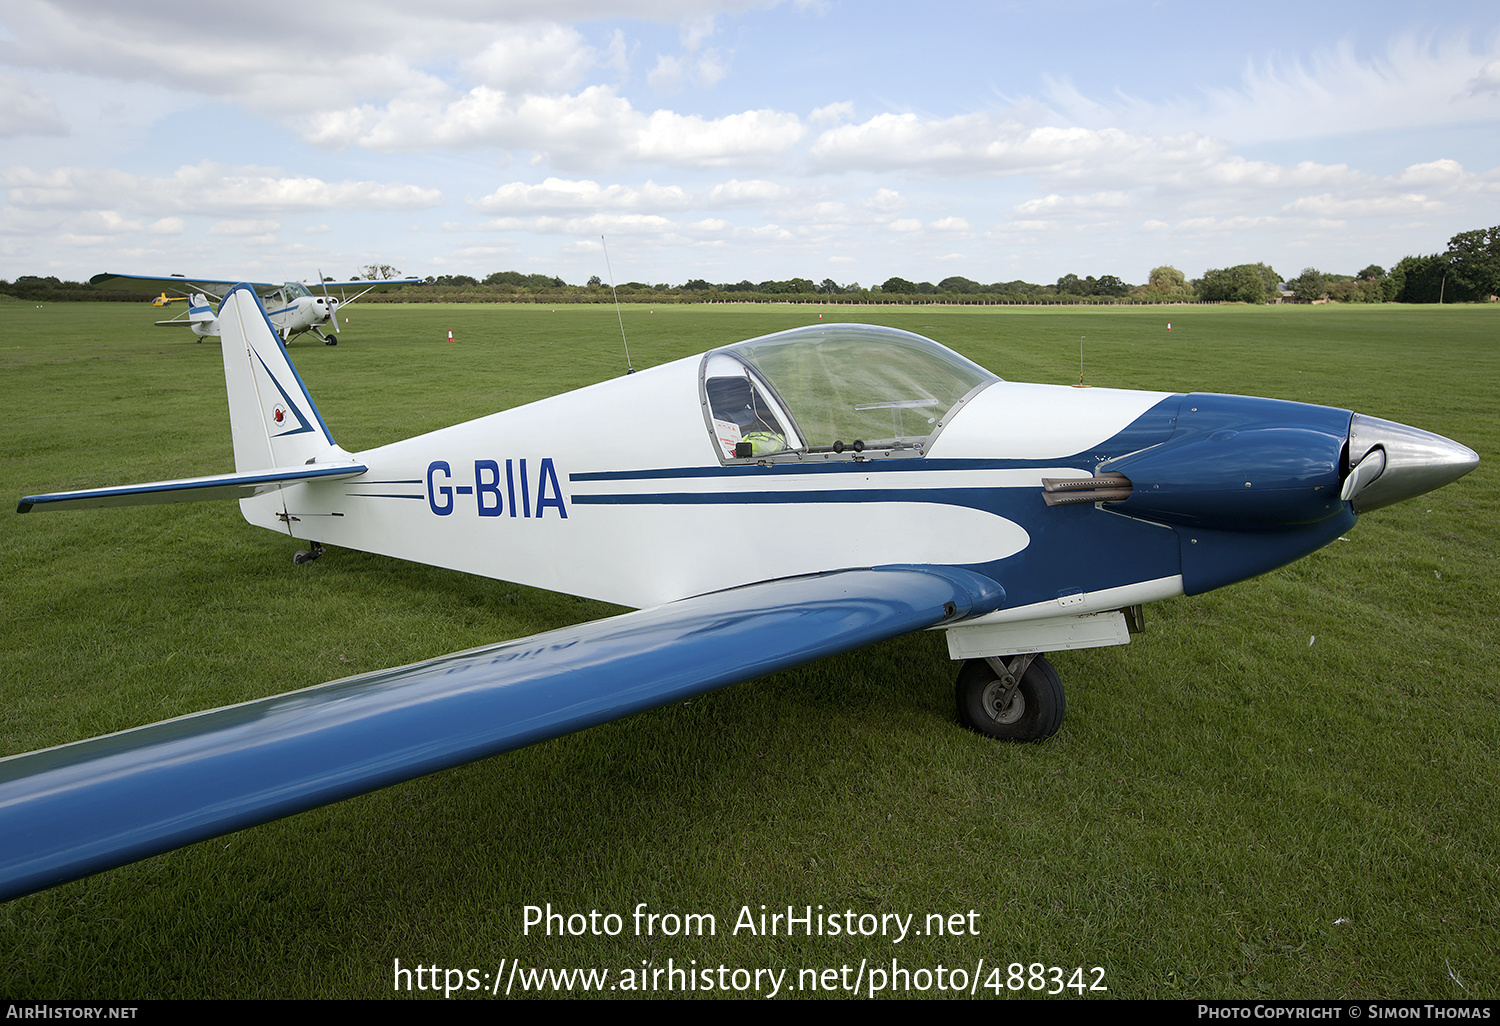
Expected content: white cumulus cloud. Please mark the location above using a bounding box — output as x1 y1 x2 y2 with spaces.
709 179 791 205
1 162 443 215
476 178 691 213
303 85 804 171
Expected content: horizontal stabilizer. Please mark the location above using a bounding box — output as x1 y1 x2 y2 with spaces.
0 565 1004 900
17 463 367 513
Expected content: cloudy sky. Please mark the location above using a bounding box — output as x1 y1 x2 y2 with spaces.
3 0 1498 288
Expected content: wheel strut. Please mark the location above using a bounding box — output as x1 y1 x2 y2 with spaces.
982 653 1037 714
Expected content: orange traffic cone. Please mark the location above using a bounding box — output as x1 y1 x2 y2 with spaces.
447 330 454 342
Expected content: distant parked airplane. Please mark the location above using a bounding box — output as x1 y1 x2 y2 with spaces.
92 271 420 344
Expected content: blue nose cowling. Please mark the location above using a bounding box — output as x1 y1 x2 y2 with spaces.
1098 393 1476 595
1102 393 1351 530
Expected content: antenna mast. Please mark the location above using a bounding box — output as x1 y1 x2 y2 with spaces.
601 235 634 374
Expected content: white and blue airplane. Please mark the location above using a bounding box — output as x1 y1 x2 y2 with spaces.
91 271 421 344
1 285 1478 901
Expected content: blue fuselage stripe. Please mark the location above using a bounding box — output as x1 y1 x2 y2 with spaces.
573 487 1012 509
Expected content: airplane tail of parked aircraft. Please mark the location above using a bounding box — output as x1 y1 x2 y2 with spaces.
153 293 220 337
218 285 341 472
16 285 365 515
187 293 220 337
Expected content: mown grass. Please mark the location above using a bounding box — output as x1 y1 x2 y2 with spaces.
1 301 1496 999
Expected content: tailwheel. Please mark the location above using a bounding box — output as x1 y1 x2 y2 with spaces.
955 654 1064 742
292 542 325 565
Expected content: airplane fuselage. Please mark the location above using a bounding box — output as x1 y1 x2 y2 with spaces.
179 284 337 341
241 332 1394 650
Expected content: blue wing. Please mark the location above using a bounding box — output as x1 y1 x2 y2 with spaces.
0 565 1004 901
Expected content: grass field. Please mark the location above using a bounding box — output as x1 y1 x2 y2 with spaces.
1 300 1496 1000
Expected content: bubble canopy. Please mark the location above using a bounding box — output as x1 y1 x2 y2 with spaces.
700 324 999 461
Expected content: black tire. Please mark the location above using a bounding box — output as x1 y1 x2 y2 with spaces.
955 655 1065 742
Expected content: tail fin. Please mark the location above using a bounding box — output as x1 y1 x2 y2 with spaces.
187 293 220 337
218 284 338 472
17 285 363 516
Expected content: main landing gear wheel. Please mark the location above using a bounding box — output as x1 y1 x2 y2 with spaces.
955 654 1065 742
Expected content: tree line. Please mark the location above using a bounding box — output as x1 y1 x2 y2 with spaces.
4 227 1495 305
